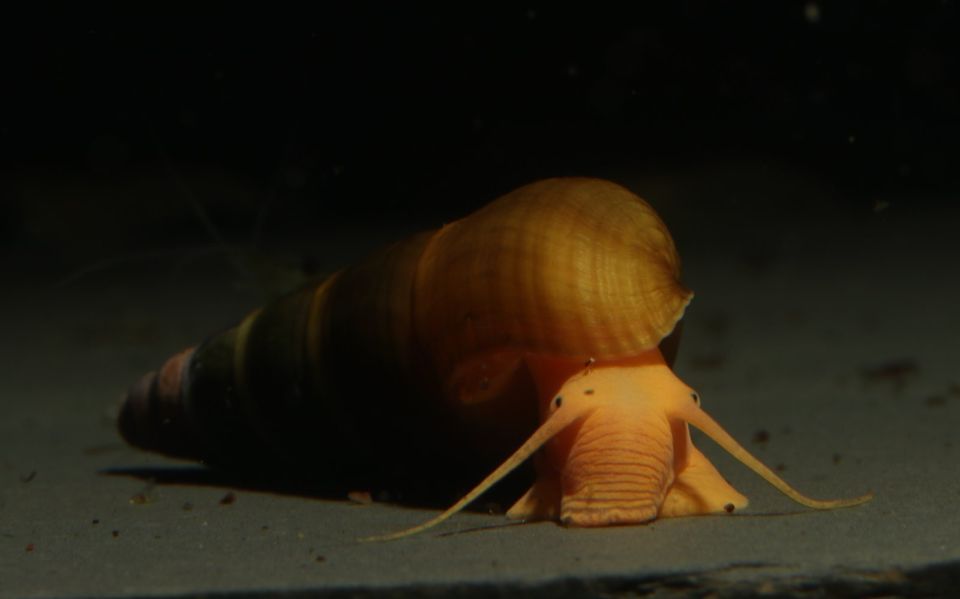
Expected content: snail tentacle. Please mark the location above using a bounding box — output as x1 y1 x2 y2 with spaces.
360 396 596 542
675 400 874 509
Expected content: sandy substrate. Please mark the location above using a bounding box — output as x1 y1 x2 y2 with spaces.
2 168 958 598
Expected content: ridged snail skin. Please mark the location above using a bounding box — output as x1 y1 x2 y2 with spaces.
119 177 872 540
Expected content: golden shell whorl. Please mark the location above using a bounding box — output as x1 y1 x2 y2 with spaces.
412 177 693 395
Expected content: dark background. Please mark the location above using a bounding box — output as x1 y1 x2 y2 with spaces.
3 2 958 272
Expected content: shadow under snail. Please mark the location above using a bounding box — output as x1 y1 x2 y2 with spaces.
118 177 872 541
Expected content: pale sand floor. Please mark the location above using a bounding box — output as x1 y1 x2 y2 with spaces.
2 165 958 597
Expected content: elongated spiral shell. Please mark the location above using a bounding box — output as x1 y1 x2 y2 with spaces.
119 177 692 491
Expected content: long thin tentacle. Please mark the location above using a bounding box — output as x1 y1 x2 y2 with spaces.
681 404 873 509
360 400 591 542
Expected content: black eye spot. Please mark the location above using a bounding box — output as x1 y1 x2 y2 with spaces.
691 392 701 405
583 389 594 395
724 503 735 513
554 396 563 408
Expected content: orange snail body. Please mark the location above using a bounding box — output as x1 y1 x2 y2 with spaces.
119 177 871 539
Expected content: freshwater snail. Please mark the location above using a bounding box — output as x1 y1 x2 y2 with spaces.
118 177 872 540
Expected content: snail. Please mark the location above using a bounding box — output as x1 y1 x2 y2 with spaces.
118 177 872 541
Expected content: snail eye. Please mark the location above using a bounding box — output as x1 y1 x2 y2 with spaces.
553 396 563 409
690 392 701 406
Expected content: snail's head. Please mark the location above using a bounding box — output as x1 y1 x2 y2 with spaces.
362 349 872 541
516 351 748 526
